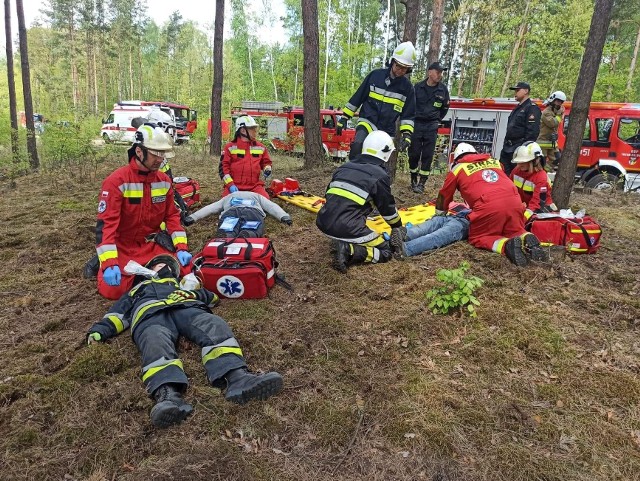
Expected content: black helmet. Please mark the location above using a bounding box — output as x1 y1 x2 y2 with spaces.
145 254 180 279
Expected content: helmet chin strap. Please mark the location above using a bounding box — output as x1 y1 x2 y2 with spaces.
136 147 153 171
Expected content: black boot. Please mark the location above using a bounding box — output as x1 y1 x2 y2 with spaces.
224 368 283 405
82 255 100 279
334 241 351 273
390 227 407 259
521 233 549 262
150 384 193 428
504 237 528 267
410 173 418 191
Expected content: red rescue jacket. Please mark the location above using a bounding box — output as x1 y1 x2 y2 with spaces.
510 168 555 219
96 158 187 269
221 138 272 192
437 153 521 210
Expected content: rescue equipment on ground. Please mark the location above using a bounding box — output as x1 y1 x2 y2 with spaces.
525 213 602 254
173 177 201 208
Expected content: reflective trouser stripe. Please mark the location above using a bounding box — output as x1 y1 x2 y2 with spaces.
493 238 508 254
202 346 244 365
142 358 184 382
326 187 366 205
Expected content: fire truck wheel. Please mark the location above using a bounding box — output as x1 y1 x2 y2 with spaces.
585 173 623 191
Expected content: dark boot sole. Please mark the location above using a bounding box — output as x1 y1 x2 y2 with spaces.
505 238 528 267
522 234 550 262
225 373 284 405
150 401 193 428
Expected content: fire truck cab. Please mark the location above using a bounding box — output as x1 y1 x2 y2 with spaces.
557 102 640 192
230 101 355 159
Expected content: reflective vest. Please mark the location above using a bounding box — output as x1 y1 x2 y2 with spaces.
221 138 272 191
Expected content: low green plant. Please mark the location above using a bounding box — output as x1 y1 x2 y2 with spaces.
425 261 484 317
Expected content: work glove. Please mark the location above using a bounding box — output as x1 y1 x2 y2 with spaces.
281 216 293 226
182 215 195 227
263 166 272 179
229 184 239 193
398 133 412 153
168 289 197 302
434 209 446 217
87 332 102 345
177 250 192 267
103 266 121 286
336 116 348 136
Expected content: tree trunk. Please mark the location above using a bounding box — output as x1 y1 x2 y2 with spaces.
500 0 531 97
16 0 38 170
4 0 19 161
625 22 640 101
209 0 224 157
427 0 444 64
322 0 331 107
301 0 323 168
457 14 472 97
475 32 491 95
553 0 615 208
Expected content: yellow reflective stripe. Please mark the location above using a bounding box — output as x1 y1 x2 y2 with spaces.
107 315 124 334
202 346 244 364
513 175 524 188
522 181 535 192
362 236 386 247
570 229 600 234
150 188 169 197
142 359 184 382
326 187 366 205
368 90 405 109
250 148 265 155
493 238 508 254
399 124 413 133
356 121 374 133
223 174 234 185
129 278 179 297
98 249 118 263
343 107 355 117
131 300 170 330
230 149 245 155
524 210 533 220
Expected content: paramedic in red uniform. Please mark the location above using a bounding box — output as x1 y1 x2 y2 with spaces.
435 143 547 266
510 141 558 220
95 125 192 300
220 115 272 199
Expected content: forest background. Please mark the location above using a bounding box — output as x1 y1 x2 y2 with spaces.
1 0 640 160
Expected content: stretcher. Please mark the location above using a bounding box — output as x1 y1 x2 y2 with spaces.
268 178 439 235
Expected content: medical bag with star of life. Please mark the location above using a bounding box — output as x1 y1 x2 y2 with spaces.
192 237 278 299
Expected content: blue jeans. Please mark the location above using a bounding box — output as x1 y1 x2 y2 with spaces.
404 215 470 257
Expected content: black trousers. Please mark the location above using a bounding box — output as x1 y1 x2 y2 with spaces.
408 124 439 180
348 126 370 160
499 143 521 177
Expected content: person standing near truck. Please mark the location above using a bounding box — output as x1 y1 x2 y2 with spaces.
537 91 566 168
409 61 450 193
499 82 541 176
336 42 416 160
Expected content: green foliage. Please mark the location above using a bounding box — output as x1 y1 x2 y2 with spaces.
425 262 484 318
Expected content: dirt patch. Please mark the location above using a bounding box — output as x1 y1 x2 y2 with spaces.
1 147 639 481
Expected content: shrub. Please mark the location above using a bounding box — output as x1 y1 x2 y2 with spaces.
425 261 484 318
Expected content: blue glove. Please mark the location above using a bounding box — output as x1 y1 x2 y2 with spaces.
263 166 272 179
103 266 121 286
177 250 192 266
229 184 239 193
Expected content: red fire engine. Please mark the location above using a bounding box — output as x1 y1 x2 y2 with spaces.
228 101 355 159
441 98 640 192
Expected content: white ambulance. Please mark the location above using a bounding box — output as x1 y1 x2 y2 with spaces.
100 101 175 143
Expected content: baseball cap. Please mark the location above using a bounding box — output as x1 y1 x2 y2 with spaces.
428 62 448 72
509 81 531 91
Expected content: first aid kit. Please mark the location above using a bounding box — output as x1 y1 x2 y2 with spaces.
193 237 277 299
173 177 201 208
525 214 602 254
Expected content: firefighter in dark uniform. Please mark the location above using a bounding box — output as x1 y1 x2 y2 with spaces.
316 131 404 273
409 61 450 193
87 254 283 428
499 81 541 176
336 42 417 160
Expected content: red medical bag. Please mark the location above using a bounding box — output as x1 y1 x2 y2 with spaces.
173 177 201 208
525 215 602 254
193 238 277 299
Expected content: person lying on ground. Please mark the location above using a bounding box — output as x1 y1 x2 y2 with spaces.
390 205 471 258
87 254 283 429
183 190 292 238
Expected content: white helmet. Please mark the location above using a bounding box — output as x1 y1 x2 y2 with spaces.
512 141 543 164
235 115 258 132
147 106 174 126
391 41 416 68
548 91 567 103
134 125 175 158
362 130 395 163
453 142 476 161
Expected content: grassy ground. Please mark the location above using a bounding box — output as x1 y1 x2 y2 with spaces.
1 146 639 481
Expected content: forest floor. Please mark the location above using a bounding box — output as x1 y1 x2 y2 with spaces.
1 145 639 481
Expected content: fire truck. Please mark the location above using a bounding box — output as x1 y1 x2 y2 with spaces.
228 101 355 159
440 98 640 192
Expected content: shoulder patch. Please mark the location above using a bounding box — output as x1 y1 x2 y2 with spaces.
98 200 107 213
